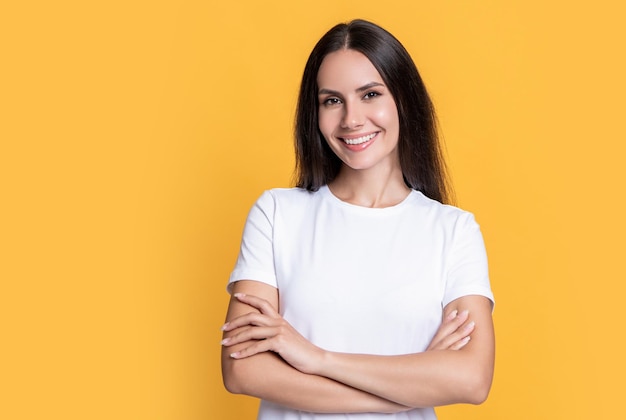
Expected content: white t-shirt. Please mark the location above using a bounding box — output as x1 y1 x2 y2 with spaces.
229 186 494 420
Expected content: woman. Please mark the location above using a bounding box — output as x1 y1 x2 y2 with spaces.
221 19 495 419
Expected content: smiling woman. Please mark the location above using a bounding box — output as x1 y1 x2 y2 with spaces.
317 50 401 179
221 19 494 420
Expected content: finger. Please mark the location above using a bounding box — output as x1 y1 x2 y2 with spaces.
228 337 276 359
437 320 475 349
222 326 279 347
438 309 469 337
441 320 475 348
449 335 471 350
450 309 469 325
428 313 472 350
444 309 458 322
427 310 469 350
234 293 280 317
222 312 276 331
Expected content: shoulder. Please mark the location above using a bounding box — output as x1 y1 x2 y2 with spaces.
411 190 479 227
407 191 485 245
247 187 323 223
265 187 315 201
255 187 322 210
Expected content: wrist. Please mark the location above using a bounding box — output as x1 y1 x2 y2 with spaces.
313 348 335 378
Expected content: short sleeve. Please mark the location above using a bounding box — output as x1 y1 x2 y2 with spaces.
227 191 278 293
443 212 494 308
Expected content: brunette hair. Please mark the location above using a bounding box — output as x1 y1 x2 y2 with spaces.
294 19 453 204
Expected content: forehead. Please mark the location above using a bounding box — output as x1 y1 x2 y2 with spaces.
317 49 384 89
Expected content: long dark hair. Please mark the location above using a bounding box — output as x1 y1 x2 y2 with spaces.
294 19 453 204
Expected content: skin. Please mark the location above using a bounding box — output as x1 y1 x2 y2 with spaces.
222 281 481 413
318 49 407 208
221 49 495 412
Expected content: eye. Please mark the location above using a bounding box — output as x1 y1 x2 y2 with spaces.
363 91 381 100
321 97 342 107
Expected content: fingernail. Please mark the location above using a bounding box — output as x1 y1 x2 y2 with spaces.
460 336 471 346
230 352 240 359
234 293 245 298
447 310 458 320
221 337 230 345
464 321 475 332
221 322 229 331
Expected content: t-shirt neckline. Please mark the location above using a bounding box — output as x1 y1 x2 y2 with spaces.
320 185 415 212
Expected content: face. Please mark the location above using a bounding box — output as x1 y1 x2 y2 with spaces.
317 49 400 174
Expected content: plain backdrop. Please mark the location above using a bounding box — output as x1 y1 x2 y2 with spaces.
1 1 625 419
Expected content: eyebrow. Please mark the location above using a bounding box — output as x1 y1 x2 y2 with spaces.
318 82 385 96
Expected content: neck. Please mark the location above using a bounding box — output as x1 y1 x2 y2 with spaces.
328 165 410 208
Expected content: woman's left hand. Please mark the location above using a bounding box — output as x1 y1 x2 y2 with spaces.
426 308 475 351
221 293 325 375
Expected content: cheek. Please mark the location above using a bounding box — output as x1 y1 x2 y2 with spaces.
372 99 399 127
317 111 335 137
373 109 399 133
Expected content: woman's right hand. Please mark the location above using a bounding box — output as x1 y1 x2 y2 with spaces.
426 309 475 351
222 293 327 375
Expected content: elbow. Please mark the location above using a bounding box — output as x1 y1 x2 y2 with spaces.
222 350 278 396
222 372 243 395
460 370 493 405
454 350 494 405
221 355 247 395
465 381 491 405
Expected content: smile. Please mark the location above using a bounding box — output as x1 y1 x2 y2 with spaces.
341 132 378 145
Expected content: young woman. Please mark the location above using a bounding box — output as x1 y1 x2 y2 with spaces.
221 19 495 420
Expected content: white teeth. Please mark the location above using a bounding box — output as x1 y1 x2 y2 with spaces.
342 133 376 145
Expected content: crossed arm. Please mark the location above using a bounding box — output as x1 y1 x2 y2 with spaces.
221 279 494 413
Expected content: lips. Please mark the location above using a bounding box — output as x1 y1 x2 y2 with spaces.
340 132 378 145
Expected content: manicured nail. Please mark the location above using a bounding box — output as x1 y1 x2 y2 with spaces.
221 337 230 345
447 310 458 320
221 322 229 331
230 352 240 359
459 336 471 346
463 321 475 332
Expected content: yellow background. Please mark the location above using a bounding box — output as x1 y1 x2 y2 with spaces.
2 1 625 419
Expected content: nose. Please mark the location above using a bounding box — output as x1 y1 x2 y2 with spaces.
340 102 364 129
